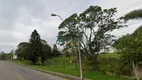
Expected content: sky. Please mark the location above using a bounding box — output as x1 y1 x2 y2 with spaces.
0 0 142 53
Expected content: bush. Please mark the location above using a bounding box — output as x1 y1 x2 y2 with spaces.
118 59 132 76
84 54 132 76
99 56 132 76
99 57 120 74
0 54 8 60
84 54 120 74
83 54 100 71
37 57 42 65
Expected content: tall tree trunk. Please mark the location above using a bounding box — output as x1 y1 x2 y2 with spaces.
132 61 139 80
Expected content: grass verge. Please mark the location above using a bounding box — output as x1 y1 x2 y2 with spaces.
11 59 135 80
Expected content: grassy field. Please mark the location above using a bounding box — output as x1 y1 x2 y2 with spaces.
12 54 135 80
99 52 121 59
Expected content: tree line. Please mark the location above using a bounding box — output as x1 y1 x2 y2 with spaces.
0 51 13 60
15 30 60 64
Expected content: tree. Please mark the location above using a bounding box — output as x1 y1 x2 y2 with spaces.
62 46 71 58
119 9 142 80
57 13 80 68
41 39 52 64
6 53 13 60
123 9 142 21
10 50 14 59
52 44 60 57
58 6 125 55
29 29 42 65
15 42 30 60
114 26 142 80
0 54 7 60
63 42 78 58
57 6 125 70
63 41 79 69
15 34 52 64
0 51 12 60
0 51 7 60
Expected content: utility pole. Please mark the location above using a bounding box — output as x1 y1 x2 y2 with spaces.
78 31 83 80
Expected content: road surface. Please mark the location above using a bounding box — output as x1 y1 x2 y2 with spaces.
0 61 67 80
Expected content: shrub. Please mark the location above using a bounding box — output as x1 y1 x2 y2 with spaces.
83 54 100 71
99 57 119 74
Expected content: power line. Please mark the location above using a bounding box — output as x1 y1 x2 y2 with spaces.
114 0 142 17
118 0 142 13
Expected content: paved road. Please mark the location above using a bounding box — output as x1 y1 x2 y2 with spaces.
0 61 67 80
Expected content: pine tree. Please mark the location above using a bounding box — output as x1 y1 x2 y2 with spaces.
29 29 42 64
52 44 60 57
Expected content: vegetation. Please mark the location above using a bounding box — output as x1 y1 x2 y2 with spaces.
57 6 125 56
0 51 12 60
123 9 142 21
15 29 54 65
114 26 142 80
116 9 142 80
7 5 142 80
29 30 43 64
52 44 61 57
12 57 135 80
15 42 30 60
57 5 126 71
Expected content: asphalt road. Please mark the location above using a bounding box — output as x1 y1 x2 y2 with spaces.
0 61 67 80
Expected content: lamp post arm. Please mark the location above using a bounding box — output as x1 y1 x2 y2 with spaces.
57 15 64 21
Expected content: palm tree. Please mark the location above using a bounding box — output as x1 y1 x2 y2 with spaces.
124 9 142 21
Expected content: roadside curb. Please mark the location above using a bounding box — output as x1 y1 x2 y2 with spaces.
11 61 89 80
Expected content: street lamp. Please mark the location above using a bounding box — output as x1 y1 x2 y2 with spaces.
51 14 64 21
51 13 83 80
51 13 65 68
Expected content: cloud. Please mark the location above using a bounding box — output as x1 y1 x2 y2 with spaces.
0 0 142 52
0 0 20 30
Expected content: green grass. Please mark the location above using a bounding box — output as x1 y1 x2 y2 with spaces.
28 65 135 80
12 57 135 80
99 52 120 59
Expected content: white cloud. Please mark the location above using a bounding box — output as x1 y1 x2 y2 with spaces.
0 0 142 52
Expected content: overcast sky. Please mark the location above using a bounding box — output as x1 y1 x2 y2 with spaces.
0 0 142 53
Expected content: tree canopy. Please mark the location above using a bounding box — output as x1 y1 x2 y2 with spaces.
114 25 142 79
123 9 142 21
15 30 52 65
57 6 125 56
15 42 30 60
52 44 60 57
